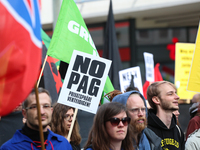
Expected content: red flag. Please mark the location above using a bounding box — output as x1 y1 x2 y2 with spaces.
143 63 163 99
0 1 42 116
154 63 163 81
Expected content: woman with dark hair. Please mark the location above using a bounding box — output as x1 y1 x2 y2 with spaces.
84 102 134 150
51 103 81 150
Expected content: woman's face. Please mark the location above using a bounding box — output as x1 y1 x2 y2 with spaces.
105 111 128 143
64 108 74 131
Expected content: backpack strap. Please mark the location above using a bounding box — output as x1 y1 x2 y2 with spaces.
176 125 181 137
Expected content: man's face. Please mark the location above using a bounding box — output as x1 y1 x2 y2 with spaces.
126 94 147 133
22 93 53 131
157 83 179 111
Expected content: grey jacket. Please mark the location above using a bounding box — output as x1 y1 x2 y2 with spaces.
144 128 162 150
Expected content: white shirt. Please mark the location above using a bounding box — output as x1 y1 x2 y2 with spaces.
185 128 200 150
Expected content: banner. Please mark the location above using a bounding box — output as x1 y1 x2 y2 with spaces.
143 52 154 82
0 0 41 116
58 50 111 114
119 66 143 94
187 22 200 93
47 0 114 103
175 43 196 99
102 0 122 90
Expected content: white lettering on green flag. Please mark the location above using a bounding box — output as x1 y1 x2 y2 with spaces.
47 0 114 103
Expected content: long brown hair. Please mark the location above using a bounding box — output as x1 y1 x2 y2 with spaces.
84 102 134 150
51 103 81 145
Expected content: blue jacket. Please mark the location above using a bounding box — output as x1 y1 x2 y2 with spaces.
0 129 72 150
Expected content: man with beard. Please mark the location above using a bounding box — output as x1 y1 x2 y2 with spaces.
113 90 162 150
147 81 185 150
1 88 72 150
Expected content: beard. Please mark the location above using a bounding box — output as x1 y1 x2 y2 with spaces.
161 100 179 111
131 117 147 134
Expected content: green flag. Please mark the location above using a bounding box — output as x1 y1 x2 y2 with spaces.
47 0 114 103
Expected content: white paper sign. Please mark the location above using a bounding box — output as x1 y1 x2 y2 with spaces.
119 66 143 95
58 50 111 114
143 52 154 82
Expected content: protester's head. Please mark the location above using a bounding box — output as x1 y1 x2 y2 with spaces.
173 110 180 121
84 102 133 150
173 110 180 126
113 90 147 134
192 93 200 103
51 103 81 145
147 81 179 112
189 102 199 119
125 86 139 92
22 87 53 132
104 90 122 102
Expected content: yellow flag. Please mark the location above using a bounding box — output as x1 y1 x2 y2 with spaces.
187 22 200 93
175 43 196 99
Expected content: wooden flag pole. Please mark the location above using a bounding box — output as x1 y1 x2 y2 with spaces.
37 55 48 87
34 84 45 150
67 108 78 141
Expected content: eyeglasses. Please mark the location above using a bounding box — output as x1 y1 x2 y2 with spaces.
25 104 52 110
128 107 146 114
107 117 130 126
64 114 74 121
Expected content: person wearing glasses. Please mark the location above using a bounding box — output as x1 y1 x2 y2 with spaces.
0 87 72 150
84 102 134 150
112 90 162 150
147 81 185 150
51 103 81 150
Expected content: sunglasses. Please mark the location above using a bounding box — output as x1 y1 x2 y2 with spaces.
107 117 131 126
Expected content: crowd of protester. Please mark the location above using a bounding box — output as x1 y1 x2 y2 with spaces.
1 82 200 150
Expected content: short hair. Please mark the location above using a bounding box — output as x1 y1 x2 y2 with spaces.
51 103 81 145
22 87 52 109
125 86 139 92
84 102 134 150
147 81 176 111
192 93 200 103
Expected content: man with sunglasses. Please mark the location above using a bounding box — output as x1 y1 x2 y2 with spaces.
1 88 72 150
113 90 162 150
147 81 185 150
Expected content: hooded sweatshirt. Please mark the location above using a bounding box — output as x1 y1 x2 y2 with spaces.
148 109 185 150
112 90 162 150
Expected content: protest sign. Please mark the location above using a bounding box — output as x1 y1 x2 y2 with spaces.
58 50 111 114
119 66 143 95
175 43 196 99
143 52 154 82
47 0 114 103
187 23 200 93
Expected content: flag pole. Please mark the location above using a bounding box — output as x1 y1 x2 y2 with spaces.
37 55 48 87
67 108 78 141
34 84 45 150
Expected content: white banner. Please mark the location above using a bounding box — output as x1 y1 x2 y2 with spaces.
58 50 111 114
119 66 143 95
143 52 154 82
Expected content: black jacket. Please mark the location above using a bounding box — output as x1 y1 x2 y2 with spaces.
147 109 185 150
